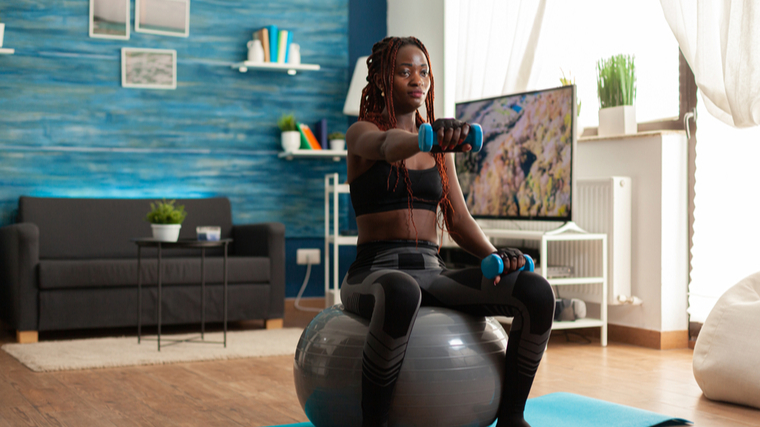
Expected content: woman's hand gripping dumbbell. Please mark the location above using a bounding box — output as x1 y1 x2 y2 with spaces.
481 248 534 285
418 118 483 153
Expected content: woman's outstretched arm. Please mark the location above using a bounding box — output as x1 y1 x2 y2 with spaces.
346 121 420 163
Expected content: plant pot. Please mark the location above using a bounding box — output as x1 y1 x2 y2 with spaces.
151 224 181 242
329 139 345 151
598 105 636 137
281 131 301 152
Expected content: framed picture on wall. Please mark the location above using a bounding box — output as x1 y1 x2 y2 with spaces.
121 48 177 90
135 0 190 37
89 0 130 40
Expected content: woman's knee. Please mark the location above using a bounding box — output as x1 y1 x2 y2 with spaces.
372 271 422 338
513 271 555 332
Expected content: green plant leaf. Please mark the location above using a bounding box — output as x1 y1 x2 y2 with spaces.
144 198 187 224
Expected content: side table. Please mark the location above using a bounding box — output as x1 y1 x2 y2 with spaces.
132 238 233 351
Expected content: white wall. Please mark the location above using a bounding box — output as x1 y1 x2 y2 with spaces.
387 0 447 119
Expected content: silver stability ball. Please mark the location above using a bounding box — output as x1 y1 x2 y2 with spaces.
293 305 508 427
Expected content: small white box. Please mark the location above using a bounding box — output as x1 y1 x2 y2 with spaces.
196 226 221 241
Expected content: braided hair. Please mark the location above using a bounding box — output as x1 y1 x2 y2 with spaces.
358 36 455 244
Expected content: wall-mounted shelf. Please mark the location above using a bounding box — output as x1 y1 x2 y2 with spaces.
232 61 320 75
0 48 15 55
279 150 345 162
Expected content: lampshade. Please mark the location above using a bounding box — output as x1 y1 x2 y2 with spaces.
343 56 369 116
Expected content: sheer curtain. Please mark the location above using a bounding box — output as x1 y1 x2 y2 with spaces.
660 0 760 322
661 0 760 128
452 0 548 103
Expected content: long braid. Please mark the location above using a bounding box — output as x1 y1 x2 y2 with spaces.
359 37 455 246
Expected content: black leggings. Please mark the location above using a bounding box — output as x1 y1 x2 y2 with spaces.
341 240 555 427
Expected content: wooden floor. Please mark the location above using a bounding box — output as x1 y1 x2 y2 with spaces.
1 303 758 427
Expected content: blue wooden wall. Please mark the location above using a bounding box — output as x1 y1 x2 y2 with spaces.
0 0 349 239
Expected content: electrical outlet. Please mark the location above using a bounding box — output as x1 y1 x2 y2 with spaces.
297 248 321 265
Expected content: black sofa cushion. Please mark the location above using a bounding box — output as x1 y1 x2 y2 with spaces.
18 197 234 259
38 257 270 290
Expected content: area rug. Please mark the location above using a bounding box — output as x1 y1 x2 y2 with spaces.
269 392 692 427
2 328 304 372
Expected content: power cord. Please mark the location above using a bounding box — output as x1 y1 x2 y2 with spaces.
294 262 323 312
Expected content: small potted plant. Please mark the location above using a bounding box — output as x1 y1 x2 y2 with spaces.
596 54 637 137
278 113 301 152
328 131 345 151
145 199 187 242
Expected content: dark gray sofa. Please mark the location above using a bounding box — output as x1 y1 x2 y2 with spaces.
0 196 285 343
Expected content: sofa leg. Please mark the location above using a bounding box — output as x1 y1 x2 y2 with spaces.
16 331 38 344
265 318 283 329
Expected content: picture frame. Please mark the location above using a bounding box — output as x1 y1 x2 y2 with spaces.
121 48 177 90
135 0 190 38
89 0 130 40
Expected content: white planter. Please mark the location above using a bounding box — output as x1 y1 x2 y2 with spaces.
598 105 636 137
329 139 345 151
281 131 301 152
0 24 5 48
151 224 181 242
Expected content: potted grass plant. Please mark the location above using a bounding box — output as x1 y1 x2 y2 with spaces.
596 54 637 137
145 199 187 242
278 113 301 152
328 131 345 151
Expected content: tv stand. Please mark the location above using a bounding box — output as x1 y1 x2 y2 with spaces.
477 224 608 346
545 221 587 235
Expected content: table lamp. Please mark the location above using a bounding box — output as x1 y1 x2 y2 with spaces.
343 56 369 116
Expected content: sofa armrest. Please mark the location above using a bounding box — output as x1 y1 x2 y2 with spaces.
232 222 285 318
0 223 40 330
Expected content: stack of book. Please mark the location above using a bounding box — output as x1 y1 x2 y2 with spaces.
297 121 330 150
253 25 293 63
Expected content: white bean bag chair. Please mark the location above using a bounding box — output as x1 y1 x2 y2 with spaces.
693 271 760 409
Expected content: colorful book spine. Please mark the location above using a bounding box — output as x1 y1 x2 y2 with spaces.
297 124 312 150
284 31 293 63
313 119 328 148
267 25 278 64
277 30 289 63
260 28 270 62
299 123 321 149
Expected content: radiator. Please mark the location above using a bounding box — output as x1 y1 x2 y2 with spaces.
556 177 632 305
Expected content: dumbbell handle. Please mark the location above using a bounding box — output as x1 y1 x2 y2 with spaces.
481 254 534 279
418 123 483 153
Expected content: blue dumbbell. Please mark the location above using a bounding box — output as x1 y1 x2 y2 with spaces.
481 253 534 279
418 123 483 153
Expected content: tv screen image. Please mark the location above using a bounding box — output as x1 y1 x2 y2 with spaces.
455 85 575 221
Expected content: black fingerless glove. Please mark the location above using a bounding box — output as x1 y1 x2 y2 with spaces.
431 118 466 133
496 247 523 269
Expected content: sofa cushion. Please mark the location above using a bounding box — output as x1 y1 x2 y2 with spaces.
18 197 233 259
38 257 270 290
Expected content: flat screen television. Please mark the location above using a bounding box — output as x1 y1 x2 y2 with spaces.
455 85 577 221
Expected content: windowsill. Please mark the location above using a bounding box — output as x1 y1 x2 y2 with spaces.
579 129 686 142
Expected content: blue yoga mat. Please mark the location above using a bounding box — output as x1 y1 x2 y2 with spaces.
269 392 692 427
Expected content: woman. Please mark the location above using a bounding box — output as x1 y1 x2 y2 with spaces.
342 36 555 427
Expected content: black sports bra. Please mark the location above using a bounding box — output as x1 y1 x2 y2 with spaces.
350 161 442 217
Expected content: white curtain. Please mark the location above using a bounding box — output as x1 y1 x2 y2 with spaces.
454 0 548 102
661 0 760 127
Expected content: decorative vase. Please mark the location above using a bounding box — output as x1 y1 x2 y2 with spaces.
151 224 182 242
329 139 345 151
247 39 264 63
288 43 301 65
281 131 301 152
598 105 636 137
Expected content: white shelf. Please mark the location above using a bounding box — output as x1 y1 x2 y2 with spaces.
0 48 14 55
551 318 605 330
327 235 358 245
232 61 320 74
549 277 605 286
279 150 346 161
